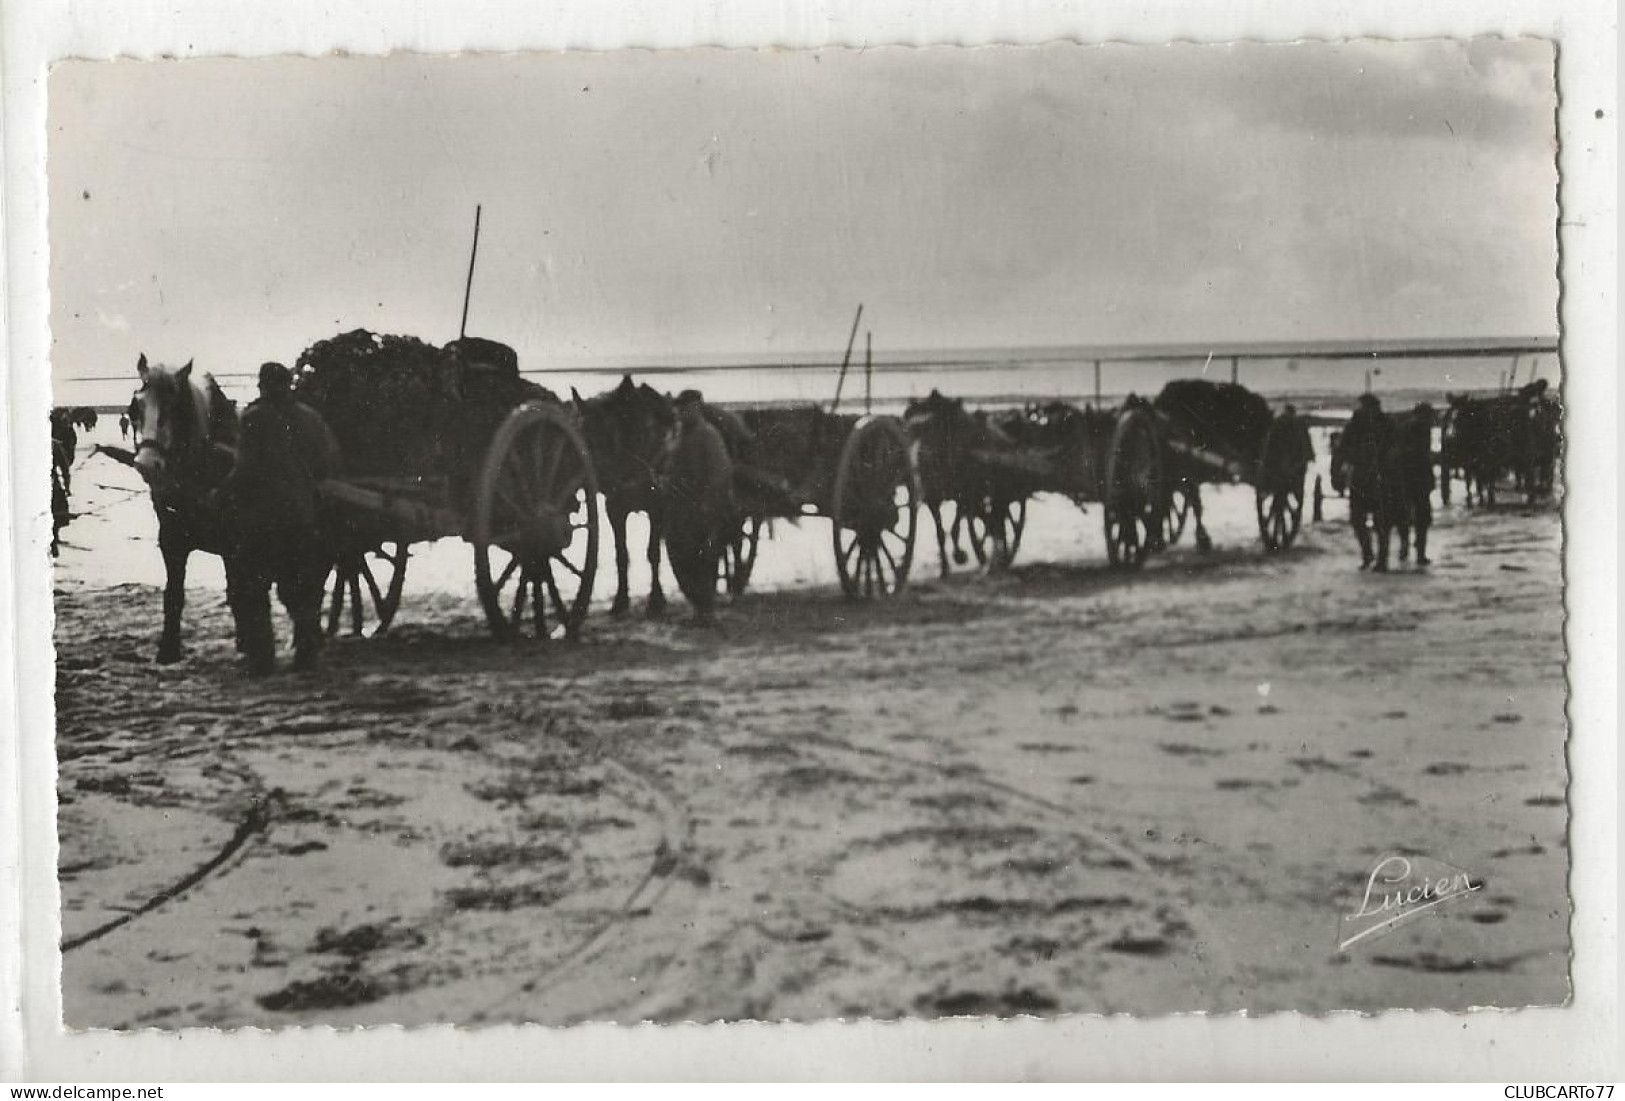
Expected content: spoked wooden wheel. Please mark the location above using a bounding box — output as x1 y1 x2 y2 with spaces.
1103 407 1165 568
966 496 1027 570
472 402 600 641
325 539 409 638
1256 482 1304 552
719 514 763 597
832 417 920 599
1164 483 1193 545
1256 419 1309 553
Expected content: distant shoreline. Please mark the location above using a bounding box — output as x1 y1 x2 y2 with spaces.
77 385 1501 420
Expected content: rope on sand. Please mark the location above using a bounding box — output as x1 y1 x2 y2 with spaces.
61 791 278 953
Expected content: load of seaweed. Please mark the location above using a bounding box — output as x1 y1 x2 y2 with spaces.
292 330 556 480
1153 379 1272 462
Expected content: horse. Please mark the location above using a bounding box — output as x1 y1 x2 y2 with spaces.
1332 404 1434 571
573 376 677 616
1443 391 1521 507
903 390 1028 575
125 354 241 662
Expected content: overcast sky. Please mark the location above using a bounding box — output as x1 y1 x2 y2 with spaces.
49 39 1558 391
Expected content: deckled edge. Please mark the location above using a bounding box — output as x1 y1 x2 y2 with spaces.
9 6 1618 1082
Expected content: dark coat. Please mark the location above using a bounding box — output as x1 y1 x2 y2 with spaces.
226 394 339 533
661 412 736 612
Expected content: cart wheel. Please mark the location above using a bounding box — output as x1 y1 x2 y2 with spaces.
326 539 409 638
1103 406 1164 568
1256 420 1309 553
1255 484 1303 552
966 496 1027 570
719 514 763 596
472 402 600 641
1165 483 1193 546
832 416 919 599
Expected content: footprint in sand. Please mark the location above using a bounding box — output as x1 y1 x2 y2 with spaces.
1158 743 1224 760
1287 756 1347 774
1358 785 1419 807
1162 702 1207 724
1215 778 1274 792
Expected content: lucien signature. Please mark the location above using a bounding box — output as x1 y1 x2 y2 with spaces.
1339 854 1484 951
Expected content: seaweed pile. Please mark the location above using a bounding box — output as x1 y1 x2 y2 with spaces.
1153 379 1272 461
292 330 555 479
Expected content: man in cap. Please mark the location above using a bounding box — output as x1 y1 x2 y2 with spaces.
1341 392 1387 569
225 362 340 674
1398 402 1436 566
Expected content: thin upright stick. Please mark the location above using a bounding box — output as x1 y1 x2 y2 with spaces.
830 303 864 414
864 331 873 414
459 204 483 339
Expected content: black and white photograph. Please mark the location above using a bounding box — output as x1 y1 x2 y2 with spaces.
36 36 1579 1033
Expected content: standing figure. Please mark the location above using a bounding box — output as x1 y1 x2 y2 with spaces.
1338 393 1387 570
1384 402 1435 567
50 433 72 557
119 413 131 441
660 390 736 625
225 362 339 674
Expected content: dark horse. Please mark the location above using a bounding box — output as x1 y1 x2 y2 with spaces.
123 355 241 661
1332 403 1435 571
574 376 677 616
903 390 1028 575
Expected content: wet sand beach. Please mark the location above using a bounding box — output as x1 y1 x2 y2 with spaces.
52 428 1568 1027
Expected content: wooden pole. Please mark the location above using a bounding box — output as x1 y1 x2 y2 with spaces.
864 331 873 414
1507 354 1519 390
459 204 483 340
1230 356 1239 385
1093 359 1101 406
830 303 864 414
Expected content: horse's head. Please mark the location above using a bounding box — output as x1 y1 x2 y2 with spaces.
129 353 210 496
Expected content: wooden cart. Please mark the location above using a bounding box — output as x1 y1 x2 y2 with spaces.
716 406 921 600
306 336 601 641
906 395 1167 570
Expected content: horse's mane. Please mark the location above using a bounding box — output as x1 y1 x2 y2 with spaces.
203 373 239 446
